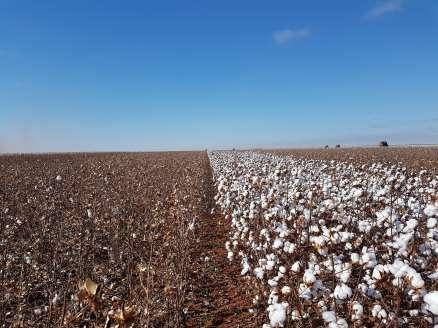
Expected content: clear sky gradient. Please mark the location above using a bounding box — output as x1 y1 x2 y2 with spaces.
1 0 437 152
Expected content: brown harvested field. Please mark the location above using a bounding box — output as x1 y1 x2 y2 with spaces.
265 147 438 175
0 151 249 327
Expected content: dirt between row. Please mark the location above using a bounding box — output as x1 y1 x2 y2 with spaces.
184 211 257 327
184 160 257 327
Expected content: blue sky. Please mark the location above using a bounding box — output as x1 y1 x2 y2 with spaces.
1 0 437 152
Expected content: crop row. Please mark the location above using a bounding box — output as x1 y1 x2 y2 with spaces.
209 151 438 327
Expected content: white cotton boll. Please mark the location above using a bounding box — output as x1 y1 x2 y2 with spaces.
24 255 32 265
408 309 419 316
281 286 291 295
254 267 264 279
408 288 422 301
291 309 301 321
227 251 234 261
291 261 301 273
266 260 275 271
322 311 336 323
56 175 62 182
267 303 286 327
403 219 418 233
409 272 424 288
272 238 284 249
337 263 352 283
262 324 272 328
351 302 363 321
268 279 278 287
361 248 377 268
427 217 437 228
358 220 372 233
372 304 387 319
87 209 92 218
52 293 61 305
334 318 348 328
259 258 268 266
352 188 363 198
279 266 286 274
298 283 312 300
241 259 251 276
317 246 328 256
283 241 296 254
351 253 360 264
303 269 316 284
268 292 279 305
429 272 438 280
334 283 352 300
372 265 386 280
424 203 438 217
424 291 438 315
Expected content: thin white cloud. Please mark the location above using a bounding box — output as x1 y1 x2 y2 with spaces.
273 28 311 44
366 0 403 19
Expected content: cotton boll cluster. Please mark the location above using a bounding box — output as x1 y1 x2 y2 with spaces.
209 151 438 326
423 291 438 315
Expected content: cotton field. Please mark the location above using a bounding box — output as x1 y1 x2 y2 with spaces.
209 151 438 327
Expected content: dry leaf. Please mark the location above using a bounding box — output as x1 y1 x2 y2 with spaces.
84 278 99 296
111 305 138 324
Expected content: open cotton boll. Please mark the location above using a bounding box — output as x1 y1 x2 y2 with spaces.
283 241 296 253
423 291 438 315
268 279 278 287
298 283 312 300
267 303 286 327
351 302 363 321
372 304 387 319
291 261 301 273
241 258 251 275
281 286 291 295
403 219 418 233
328 318 348 328
303 269 316 284
351 253 360 264
427 217 437 228
254 267 264 279
407 271 425 288
334 283 352 300
272 238 284 249
424 203 438 217
266 260 276 271
322 311 336 323
56 175 62 182
291 309 301 321
335 263 352 283
372 264 386 280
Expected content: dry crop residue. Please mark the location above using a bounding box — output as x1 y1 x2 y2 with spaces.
0 151 218 327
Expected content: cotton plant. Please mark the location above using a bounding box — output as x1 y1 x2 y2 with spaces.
209 151 438 326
